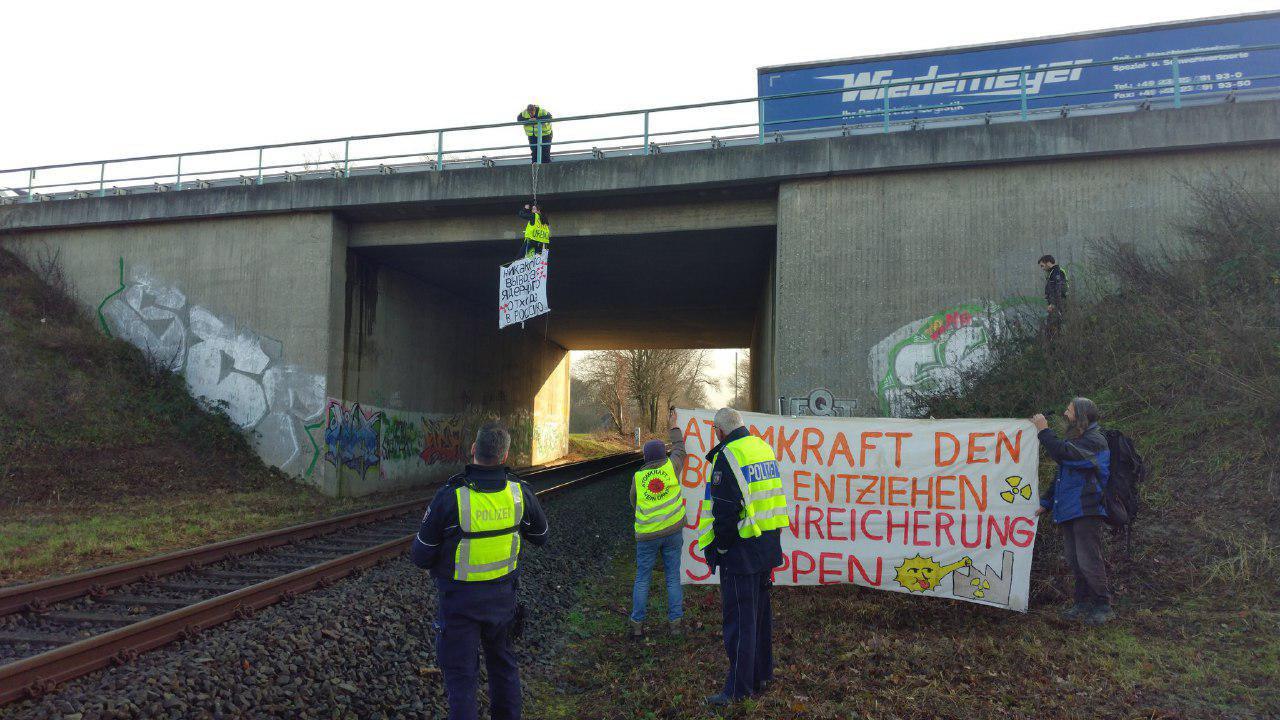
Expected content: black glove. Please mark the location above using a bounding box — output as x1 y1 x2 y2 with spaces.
510 603 527 641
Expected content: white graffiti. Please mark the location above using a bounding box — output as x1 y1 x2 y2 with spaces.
102 267 326 476
868 300 1042 417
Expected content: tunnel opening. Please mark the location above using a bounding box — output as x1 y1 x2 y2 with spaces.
335 218 777 494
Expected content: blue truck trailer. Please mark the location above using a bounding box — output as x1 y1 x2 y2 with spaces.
757 11 1280 133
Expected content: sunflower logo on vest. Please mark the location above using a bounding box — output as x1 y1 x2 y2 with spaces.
647 477 666 495
1000 476 1033 503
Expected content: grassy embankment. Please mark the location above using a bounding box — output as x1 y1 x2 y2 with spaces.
0 250 628 584
529 180 1280 720
0 248 410 583
567 433 634 461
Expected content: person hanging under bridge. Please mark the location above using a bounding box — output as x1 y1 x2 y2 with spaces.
518 203 550 259
517 103 553 164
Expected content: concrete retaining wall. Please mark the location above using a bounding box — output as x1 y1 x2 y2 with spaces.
774 144 1280 416
2 213 344 485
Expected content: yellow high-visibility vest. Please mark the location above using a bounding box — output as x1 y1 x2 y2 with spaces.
524 213 551 247
633 459 685 536
696 434 789 551
454 480 524 581
519 107 553 137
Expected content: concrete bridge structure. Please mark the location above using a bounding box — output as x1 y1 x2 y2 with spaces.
4 100 1279 496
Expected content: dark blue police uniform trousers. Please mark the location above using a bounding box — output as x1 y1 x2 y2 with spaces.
436 580 522 720
720 570 774 698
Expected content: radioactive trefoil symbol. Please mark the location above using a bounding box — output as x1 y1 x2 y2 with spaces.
970 577 993 599
1000 476 1033 504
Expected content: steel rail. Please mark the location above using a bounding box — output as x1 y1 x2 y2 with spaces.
0 451 639 617
0 449 643 705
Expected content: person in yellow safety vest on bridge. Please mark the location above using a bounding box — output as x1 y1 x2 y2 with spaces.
410 422 550 720
696 407 789 707
517 204 550 259
517 103 553 163
628 407 689 639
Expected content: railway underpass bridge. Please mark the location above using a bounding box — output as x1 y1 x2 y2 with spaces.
3 101 1279 495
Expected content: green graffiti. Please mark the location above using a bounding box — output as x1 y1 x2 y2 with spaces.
96 256 126 337
303 420 325 477
383 416 424 461
874 297 1042 416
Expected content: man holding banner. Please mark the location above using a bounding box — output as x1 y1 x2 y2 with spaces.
697 408 790 706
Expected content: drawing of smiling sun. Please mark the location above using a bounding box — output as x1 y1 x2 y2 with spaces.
894 554 973 593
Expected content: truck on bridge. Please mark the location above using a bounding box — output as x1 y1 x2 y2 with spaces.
758 10 1280 133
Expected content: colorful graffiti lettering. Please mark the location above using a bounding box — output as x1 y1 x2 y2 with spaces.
868 298 1042 417
324 400 385 478
382 416 424 461
422 417 466 465
98 259 326 477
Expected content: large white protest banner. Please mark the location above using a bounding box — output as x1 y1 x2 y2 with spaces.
498 254 550 329
675 409 1041 612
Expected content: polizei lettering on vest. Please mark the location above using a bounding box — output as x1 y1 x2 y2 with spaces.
743 460 781 483
475 506 514 523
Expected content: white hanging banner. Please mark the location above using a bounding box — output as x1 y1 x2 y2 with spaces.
498 253 550 329
675 409 1041 612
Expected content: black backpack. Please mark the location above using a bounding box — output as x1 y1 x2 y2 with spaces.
1090 428 1148 553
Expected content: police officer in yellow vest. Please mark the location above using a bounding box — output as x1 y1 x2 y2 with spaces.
517 204 550 259
696 407 789 706
411 422 549 720
628 408 688 639
516 103 553 163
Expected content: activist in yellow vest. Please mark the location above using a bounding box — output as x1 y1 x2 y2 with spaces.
696 434 789 552
633 459 685 538
454 480 524 582
523 212 551 257
519 107 553 137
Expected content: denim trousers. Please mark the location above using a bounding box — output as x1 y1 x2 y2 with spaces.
630 531 684 623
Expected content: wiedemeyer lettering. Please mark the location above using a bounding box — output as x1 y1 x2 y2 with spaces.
818 60 1089 103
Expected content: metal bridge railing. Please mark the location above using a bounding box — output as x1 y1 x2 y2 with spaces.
2 42 1278 204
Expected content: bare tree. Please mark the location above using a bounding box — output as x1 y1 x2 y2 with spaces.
577 350 631 434
578 349 721 434
730 350 751 409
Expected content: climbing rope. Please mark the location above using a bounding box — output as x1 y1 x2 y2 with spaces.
529 160 539 206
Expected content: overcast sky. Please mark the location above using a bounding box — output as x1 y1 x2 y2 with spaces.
5 0 1274 169
5 0 1273 405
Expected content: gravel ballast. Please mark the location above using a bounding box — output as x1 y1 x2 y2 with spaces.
1 472 636 720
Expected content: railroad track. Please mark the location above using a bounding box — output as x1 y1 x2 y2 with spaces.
0 451 642 705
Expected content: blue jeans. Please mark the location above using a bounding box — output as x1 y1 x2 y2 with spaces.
630 532 684 623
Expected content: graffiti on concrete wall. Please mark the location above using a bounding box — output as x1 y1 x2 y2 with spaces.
869 299 1042 417
533 419 567 461
321 400 469 486
421 417 467 465
98 258 327 477
323 400 385 479
783 387 857 417
382 416 424 461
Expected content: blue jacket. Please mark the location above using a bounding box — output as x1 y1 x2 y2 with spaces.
409 464 549 591
705 427 784 575
1039 425 1111 524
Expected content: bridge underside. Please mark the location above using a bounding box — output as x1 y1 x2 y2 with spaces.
356 226 775 349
